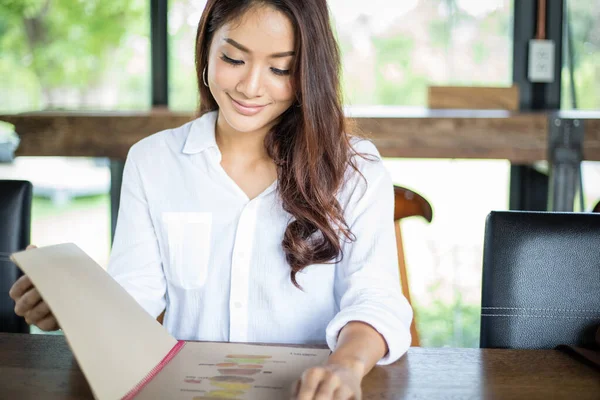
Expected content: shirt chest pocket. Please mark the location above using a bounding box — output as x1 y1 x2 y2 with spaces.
161 212 212 290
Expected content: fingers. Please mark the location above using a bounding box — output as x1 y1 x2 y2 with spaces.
291 379 301 398
14 286 58 331
13 285 41 317
10 244 57 332
15 288 45 317
8 244 38 301
24 299 51 325
314 371 340 400
9 275 34 303
293 366 360 400
36 313 59 332
296 367 325 400
333 386 355 400
18 293 58 331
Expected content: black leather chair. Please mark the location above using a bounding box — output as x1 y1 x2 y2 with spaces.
0 180 32 333
480 211 600 349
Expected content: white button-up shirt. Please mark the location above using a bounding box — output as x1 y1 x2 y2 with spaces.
108 111 412 365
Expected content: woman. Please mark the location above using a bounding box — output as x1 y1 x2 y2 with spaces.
10 0 412 398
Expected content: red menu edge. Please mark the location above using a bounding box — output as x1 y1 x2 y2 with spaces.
121 340 187 400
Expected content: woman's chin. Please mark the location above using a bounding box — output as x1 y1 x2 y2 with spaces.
219 109 274 134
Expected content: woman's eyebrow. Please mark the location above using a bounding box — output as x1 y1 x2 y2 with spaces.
224 38 295 58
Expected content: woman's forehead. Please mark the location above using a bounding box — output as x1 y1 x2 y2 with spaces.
215 6 295 54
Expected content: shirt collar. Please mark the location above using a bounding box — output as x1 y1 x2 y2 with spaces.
182 110 219 155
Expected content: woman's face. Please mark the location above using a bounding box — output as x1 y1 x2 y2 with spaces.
206 6 296 135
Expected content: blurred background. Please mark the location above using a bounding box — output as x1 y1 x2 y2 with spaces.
1 0 599 345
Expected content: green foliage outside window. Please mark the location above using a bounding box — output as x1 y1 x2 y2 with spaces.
0 0 148 111
414 283 481 348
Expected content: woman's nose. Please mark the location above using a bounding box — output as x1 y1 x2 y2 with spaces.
236 67 264 98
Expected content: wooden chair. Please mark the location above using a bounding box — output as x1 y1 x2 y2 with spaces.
394 185 433 347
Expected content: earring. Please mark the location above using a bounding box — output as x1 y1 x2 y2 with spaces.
203 67 209 87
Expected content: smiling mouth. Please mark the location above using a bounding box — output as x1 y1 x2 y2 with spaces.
228 95 268 116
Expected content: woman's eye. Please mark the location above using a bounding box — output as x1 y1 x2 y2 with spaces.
271 68 290 76
221 54 244 66
221 53 289 76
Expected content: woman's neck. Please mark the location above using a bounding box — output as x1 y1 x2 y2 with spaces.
215 111 271 164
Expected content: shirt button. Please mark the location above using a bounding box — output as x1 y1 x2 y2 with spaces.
234 301 242 308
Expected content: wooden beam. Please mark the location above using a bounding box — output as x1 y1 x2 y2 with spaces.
1 109 599 162
355 112 549 162
0 110 193 160
427 86 520 111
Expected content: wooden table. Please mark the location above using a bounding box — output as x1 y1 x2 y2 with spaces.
0 333 598 399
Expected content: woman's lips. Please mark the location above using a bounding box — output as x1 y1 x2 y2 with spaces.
229 95 267 116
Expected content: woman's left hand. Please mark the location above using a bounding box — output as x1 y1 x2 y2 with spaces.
291 363 362 400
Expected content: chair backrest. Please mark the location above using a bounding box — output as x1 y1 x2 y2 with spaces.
480 211 600 349
393 185 432 347
0 180 33 333
393 186 433 222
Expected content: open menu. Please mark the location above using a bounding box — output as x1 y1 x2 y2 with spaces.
9 243 331 400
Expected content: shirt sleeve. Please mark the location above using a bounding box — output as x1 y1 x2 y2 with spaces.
325 147 413 365
107 146 166 318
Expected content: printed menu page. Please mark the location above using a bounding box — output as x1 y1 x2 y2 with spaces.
137 341 330 399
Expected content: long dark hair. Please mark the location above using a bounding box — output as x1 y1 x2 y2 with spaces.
195 0 361 289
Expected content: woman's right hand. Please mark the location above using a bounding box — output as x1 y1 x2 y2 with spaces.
8 245 60 331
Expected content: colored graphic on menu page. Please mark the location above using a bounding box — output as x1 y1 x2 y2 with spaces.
187 354 275 399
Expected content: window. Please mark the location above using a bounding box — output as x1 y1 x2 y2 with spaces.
168 0 206 111
168 0 513 110
0 0 150 112
561 0 600 213
330 0 513 106
562 0 600 110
